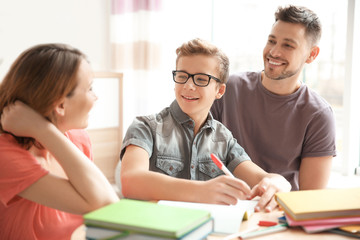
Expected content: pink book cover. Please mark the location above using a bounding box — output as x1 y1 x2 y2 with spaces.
285 213 360 233
302 223 357 233
285 213 360 226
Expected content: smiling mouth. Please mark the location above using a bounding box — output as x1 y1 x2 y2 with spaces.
267 56 287 66
182 95 199 101
269 59 283 66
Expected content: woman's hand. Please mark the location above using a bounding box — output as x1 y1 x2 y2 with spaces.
2 101 119 214
1 101 49 138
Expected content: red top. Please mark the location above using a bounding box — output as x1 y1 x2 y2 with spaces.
0 129 92 240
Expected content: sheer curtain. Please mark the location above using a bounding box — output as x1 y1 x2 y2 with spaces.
110 0 164 131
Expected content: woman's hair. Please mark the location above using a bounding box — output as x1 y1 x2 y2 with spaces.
0 43 87 149
175 38 229 84
275 5 322 46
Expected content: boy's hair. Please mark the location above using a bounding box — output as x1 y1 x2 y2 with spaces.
0 43 87 149
275 5 322 46
175 38 229 84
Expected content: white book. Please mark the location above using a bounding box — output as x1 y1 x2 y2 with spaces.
158 200 258 234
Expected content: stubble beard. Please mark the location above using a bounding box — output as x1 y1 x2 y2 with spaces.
264 63 304 81
263 54 305 81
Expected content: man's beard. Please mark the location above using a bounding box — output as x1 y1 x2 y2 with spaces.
264 64 303 80
263 54 305 80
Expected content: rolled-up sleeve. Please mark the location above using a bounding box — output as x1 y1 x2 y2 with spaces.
120 116 155 160
226 137 251 173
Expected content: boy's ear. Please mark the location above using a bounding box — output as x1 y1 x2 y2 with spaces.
215 83 226 99
306 46 320 63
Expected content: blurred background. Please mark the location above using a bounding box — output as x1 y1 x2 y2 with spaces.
0 0 359 177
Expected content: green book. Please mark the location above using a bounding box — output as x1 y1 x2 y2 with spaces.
83 199 213 239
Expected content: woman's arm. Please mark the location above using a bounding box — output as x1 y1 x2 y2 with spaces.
1 102 119 214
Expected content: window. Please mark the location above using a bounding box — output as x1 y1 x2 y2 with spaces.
157 0 359 175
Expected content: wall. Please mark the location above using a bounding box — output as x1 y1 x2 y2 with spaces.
0 0 111 80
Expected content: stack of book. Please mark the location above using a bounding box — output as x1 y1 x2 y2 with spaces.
275 187 360 237
83 199 214 240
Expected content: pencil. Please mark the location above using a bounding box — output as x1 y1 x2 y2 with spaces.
240 223 288 239
222 226 260 240
210 153 235 178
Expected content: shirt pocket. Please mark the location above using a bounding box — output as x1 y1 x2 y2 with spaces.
156 156 184 177
198 158 224 180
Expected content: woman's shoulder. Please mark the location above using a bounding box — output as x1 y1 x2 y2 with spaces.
65 129 90 142
0 133 46 177
64 129 92 159
0 133 27 153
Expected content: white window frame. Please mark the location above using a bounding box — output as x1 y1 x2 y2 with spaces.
342 0 360 176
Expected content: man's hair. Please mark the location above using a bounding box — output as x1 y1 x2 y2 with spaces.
0 43 87 149
275 5 322 46
175 38 229 84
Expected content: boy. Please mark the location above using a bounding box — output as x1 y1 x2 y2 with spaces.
118 38 290 211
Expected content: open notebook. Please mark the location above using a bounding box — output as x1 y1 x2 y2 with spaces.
158 200 258 234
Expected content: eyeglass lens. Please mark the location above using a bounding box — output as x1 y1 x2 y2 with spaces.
174 72 210 86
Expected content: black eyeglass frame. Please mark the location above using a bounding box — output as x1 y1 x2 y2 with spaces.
172 70 221 87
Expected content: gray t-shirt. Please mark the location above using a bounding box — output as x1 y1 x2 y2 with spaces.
120 100 250 181
211 71 336 190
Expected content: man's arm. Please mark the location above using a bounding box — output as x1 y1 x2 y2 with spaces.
120 145 252 205
299 156 333 190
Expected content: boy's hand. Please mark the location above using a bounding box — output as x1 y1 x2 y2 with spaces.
198 175 252 205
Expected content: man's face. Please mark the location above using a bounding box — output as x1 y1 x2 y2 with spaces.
263 20 312 81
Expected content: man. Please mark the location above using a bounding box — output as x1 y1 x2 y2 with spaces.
211 5 336 191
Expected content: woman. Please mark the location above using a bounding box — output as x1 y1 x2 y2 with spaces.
0 44 119 239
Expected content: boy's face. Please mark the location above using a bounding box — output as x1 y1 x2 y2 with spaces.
174 55 225 122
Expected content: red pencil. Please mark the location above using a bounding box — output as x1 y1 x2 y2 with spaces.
210 153 235 178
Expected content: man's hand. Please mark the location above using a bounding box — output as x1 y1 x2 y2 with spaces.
250 175 291 212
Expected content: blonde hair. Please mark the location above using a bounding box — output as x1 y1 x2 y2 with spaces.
175 38 229 84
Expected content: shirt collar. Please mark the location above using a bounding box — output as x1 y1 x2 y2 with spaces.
169 100 215 131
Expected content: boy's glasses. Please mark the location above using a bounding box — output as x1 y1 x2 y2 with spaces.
172 70 221 87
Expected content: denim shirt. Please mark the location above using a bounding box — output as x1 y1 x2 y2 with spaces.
120 100 250 181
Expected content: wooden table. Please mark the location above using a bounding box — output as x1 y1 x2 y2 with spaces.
72 210 354 240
